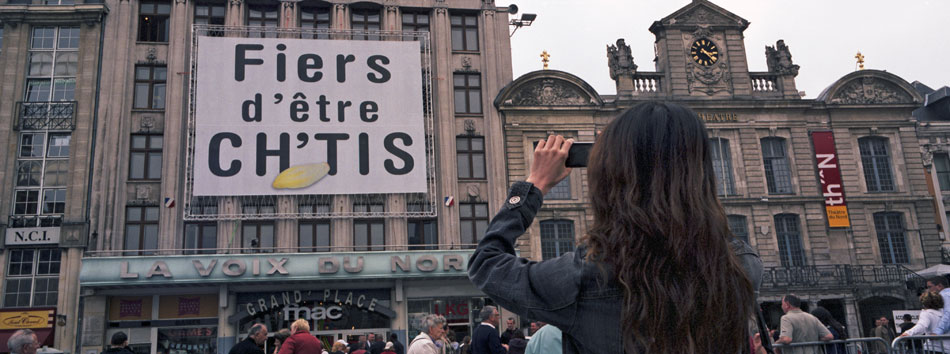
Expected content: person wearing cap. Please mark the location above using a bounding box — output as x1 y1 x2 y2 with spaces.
381 342 397 354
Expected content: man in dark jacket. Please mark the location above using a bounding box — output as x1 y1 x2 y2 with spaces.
229 323 268 354
472 306 507 354
102 332 135 354
388 334 405 354
499 318 517 345
369 333 385 354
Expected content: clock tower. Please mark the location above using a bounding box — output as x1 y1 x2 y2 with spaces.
646 0 793 99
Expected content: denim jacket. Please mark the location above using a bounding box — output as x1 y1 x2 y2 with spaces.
468 181 625 354
468 182 764 354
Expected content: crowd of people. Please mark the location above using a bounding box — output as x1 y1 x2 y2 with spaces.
406 307 559 354
224 320 405 354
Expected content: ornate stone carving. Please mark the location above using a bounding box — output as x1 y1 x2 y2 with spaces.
146 47 158 63
136 185 152 200
464 119 476 133
333 4 346 12
765 40 800 77
386 5 398 14
691 26 713 39
509 79 590 106
461 57 472 71
467 184 480 198
680 7 731 25
686 61 732 96
140 116 155 132
606 39 637 80
830 77 913 104
229 0 242 7
482 9 495 17
435 7 448 15
175 0 186 5
920 143 950 168
282 1 295 10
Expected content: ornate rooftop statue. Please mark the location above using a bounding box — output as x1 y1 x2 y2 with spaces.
765 39 800 76
607 38 638 80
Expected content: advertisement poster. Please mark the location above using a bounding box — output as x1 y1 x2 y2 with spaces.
193 36 427 196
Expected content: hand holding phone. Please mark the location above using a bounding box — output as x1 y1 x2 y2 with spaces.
533 141 592 167
526 136 574 195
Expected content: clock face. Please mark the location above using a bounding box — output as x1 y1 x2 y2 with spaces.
690 38 719 66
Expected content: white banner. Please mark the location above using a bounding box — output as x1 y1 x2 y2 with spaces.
193 36 426 196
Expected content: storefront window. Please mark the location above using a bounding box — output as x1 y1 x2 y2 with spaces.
158 327 217 354
236 290 392 338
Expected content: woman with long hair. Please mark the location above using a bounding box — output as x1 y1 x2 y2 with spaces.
810 307 847 354
897 291 947 353
468 101 756 353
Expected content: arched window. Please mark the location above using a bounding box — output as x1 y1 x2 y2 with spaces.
858 137 895 192
761 137 793 194
774 214 805 267
874 212 909 264
727 215 749 244
709 137 735 196
540 220 575 260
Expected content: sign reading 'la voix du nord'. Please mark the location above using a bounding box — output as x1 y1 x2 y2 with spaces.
193 36 426 196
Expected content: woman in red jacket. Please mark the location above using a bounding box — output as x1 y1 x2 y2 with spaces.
278 319 323 354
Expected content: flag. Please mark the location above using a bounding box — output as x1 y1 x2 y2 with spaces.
444 196 455 207
164 197 175 208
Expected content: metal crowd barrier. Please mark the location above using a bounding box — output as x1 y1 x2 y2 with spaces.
892 334 950 354
773 337 888 354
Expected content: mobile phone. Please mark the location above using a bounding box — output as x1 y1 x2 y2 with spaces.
533 141 593 167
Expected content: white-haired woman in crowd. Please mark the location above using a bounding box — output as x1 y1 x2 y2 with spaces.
408 314 447 354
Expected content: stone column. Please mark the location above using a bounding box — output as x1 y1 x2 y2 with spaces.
279 0 298 29
384 5 400 32
430 6 459 248
79 296 108 354
226 0 244 27
844 297 861 339
158 0 191 252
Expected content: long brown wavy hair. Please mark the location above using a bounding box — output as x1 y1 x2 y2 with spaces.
580 102 755 353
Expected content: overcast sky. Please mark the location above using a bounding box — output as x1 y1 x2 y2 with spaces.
508 0 949 98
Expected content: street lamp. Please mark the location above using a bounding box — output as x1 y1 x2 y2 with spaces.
509 9 537 37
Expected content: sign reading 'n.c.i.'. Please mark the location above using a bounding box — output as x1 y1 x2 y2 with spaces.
193 36 426 196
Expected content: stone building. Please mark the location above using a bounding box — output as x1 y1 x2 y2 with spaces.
0 0 107 350
495 0 937 337
0 0 519 353
914 84 950 255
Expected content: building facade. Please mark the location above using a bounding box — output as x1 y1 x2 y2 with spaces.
40 0 516 353
495 0 939 338
914 84 950 255
0 0 108 349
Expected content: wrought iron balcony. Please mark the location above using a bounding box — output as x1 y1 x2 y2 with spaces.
14 101 77 131
761 264 925 290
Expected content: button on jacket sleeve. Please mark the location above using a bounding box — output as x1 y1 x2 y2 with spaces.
467 181 583 330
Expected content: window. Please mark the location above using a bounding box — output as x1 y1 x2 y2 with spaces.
402 11 429 48
4 249 60 308
129 134 163 180
246 4 278 38
125 206 159 255
459 203 489 247
874 212 909 264
450 14 478 51
774 214 805 267
859 137 895 192
453 73 482 114
242 222 275 253
935 153 950 191
300 6 330 39
456 136 486 179
12 132 70 227
540 220 575 260
298 221 330 252
184 223 217 254
138 1 171 42
190 196 219 215
351 8 380 40
727 215 749 244
133 66 166 109
408 203 437 250
195 2 226 36
26 27 78 103
547 176 571 200
761 137 793 194
354 201 384 251
710 137 736 196
44 0 76 4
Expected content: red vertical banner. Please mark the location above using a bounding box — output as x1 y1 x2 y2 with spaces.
811 131 851 228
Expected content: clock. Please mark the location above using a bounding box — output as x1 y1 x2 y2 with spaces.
690 38 719 66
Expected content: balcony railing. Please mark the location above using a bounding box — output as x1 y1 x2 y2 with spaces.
761 264 925 290
8 215 63 228
15 101 77 131
749 72 782 98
